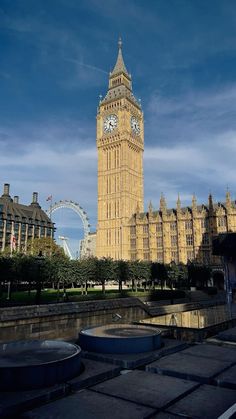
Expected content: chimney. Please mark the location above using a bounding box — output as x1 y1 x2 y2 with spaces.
14 196 19 204
3 183 10 196
32 192 38 204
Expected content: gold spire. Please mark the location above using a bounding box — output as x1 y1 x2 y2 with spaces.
110 37 129 77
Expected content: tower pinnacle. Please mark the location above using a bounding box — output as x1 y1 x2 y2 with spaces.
110 37 129 77
118 36 122 49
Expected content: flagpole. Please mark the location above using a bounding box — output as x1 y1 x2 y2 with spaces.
46 195 53 220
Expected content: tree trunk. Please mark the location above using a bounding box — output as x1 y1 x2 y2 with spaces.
57 281 60 302
85 280 88 295
102 281 105 294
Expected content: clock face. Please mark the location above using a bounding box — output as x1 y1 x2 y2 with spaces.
131 116 140 135
104 114 118 133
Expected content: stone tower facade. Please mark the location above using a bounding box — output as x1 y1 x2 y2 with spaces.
96 39 144 259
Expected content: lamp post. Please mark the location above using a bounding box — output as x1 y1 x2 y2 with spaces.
35 251 45 305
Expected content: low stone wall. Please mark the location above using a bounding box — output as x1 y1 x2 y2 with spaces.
0 298 149 343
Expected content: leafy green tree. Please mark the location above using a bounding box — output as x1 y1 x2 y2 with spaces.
114 260 129 292
27 237 64 258
95 257 115 294
127 261 140 292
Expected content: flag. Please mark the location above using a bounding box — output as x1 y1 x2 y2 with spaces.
46 195 52 202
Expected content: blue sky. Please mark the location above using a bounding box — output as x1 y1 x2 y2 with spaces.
1 0 236 256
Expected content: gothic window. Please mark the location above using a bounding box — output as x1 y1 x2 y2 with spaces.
185 220 192 230
130 226 136 235
202 233 209 245
170 221 177 231
131 253 136 261
218 216 227 228
171 235 177 246
143 238 149 248
201 218 209 229
171 251 178 263
202 250 210 264
157 237 163 247
186 234 193 246
116 148 119 168
187 250 194 261
143 252 150 261
156 223 162 233
157 252 163 263
143 225 148 234
130 238 136 249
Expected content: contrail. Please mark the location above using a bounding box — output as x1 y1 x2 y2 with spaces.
65 58 108 75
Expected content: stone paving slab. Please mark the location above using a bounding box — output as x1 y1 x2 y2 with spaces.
218 326 236 342
0 359 120 419
82 338 188 369
146 352 231 384
90 370 199 410
21 389 156 419
0 383 69 419
215 364 236 389
166 384 236 418
67 358 121 390
180 343 236 364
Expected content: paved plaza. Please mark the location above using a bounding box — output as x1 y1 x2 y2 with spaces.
0 329 235 419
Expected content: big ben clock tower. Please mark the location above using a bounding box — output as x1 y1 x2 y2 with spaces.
96 38 144 259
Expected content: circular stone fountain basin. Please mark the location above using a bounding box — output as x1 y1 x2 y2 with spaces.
79 324 162 354
0 340 82 391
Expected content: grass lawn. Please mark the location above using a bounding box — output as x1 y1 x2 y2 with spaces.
0 287 153 305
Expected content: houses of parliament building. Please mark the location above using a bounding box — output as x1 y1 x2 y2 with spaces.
96 39 236 267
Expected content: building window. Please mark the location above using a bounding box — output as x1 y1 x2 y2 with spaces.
143 238 149 248
202 250 210 264
156 223 162 233
218 216 227 228
202 233 209 245
201 218 209 229
186 234 193 246
157 237 162 247
185 220 192 230
187 250 194 261
131 253 136 261
171 251 178 263
130 226 136 235
143 225 148 234
170 221 177 232
157 252 163 263
143 252 150 261
130 238 136 249
171 235 177 246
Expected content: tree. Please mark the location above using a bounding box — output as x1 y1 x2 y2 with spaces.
27 237 64 258
95 257 115 294
114 260 129 292
127 261 140 292
151 263 168 289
